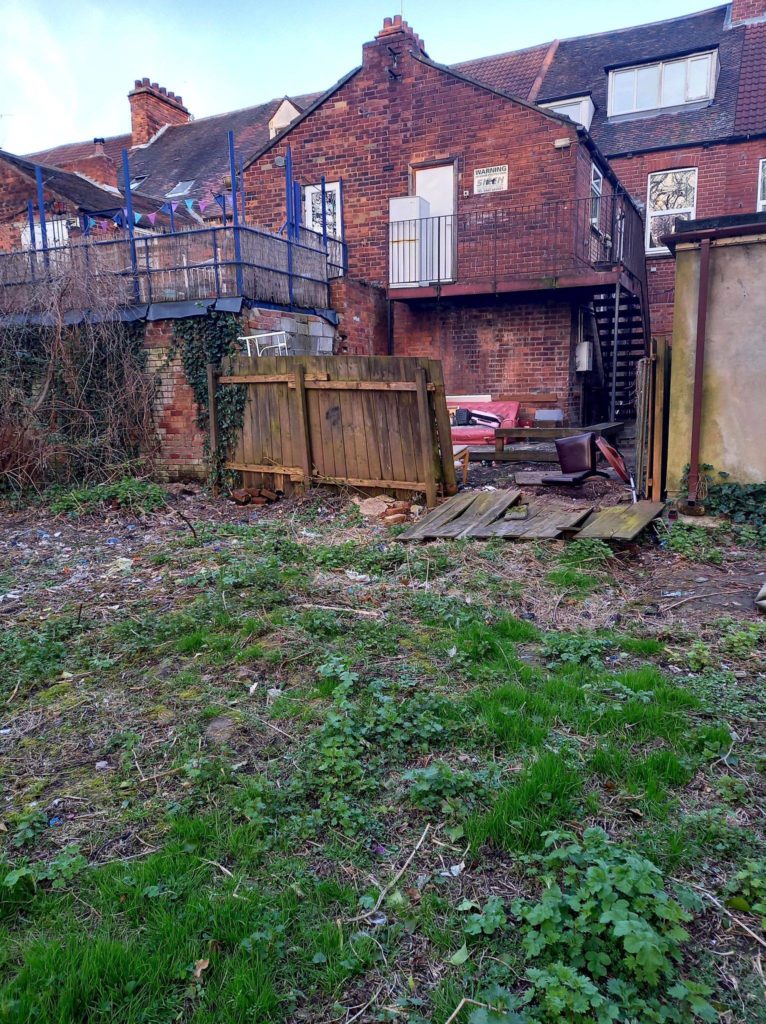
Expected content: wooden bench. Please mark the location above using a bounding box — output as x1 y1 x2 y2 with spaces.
493 421 623 460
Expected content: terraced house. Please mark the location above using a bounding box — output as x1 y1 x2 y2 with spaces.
1 1 765 431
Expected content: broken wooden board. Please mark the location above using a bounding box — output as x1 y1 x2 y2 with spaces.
484 503 593 539
398 491 477 541
401 491 592 541
439 490 521 539
576 500 664 541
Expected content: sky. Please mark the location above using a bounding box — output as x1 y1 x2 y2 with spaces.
0 0 716 155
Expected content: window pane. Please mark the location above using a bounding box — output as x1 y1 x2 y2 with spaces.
687 55 711 100
661 61 686 107
648 169 697 212
649 211 690 249
611 70 635 114
635 64 660 110
760 161 766 202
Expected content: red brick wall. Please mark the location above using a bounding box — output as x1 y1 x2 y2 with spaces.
393 296 580 421
330 277 388 355
244 29 586 289
144 320 207 479
612 137 766 338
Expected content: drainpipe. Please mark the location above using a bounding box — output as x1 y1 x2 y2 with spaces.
386 299 394 356
686 237 712 506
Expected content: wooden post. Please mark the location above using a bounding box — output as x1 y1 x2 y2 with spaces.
415 367 438 508
427 360 458 495
650 336 670 502
207 363 219 495
292 364 312 491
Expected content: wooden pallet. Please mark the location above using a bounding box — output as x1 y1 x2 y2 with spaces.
401 491 592 541
401 492 664 543
576 500 664 540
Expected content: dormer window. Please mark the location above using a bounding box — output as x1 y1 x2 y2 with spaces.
269 99 301 139
608 51 717 117
541 96 595 131
129 175 147 191
165 180 194 198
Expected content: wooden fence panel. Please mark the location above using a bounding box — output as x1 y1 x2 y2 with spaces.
214 355 457 506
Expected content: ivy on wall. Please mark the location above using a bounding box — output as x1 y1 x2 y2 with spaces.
172 313 247 486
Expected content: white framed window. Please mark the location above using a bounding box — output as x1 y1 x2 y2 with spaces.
646 168 698 252
129 175 147 191
758 159 766 212
304 181 342 239
608 51 717 116
540 95 595 130
590 165 603 226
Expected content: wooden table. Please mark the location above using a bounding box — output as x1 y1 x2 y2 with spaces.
493 421 622 458
452 444 470 486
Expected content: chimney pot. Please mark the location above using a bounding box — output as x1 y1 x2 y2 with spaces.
142 76 150 86
393 13 402 25
383 16 392 27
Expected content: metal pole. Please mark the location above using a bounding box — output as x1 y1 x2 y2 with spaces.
239 154 246 224
228 130 244 296
285 144 294 239
26 199 37 281
34 166 49 269
121 148 140 302
610 282 621 421
169 204 176 233
293 181 302 233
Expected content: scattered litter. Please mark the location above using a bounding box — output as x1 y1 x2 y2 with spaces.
104 557 133 577
95 760 110 771
248 681 259 696
756 583 766 613
345 570 372 584
368 912 388 927
440 861 465 878
267 687 283 703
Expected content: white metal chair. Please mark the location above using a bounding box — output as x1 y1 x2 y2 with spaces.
237 331 289 357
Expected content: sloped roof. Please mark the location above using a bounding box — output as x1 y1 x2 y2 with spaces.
26 133 131 169
451 42 553 99
125 91 322 202
459 4 760 156
0 150 194 225
734 22 766 133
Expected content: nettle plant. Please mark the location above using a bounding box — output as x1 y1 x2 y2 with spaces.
508 829 717 1023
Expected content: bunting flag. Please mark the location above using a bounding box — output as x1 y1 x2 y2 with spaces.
111 212 124 227
213 194 226 210
160 202 171 215
184 198 195 211
171 201 179 213
199 199 210 212
133 212 142 225
148 212 157 226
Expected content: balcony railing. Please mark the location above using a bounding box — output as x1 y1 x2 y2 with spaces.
0 224 347 316
388 193 645 292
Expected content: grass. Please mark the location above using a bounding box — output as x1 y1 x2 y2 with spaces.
1 490 765 1022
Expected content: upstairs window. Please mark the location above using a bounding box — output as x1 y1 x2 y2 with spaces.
646 168 697 252
758 159 766 212
590 165 603 226
165 180 194 198
129 175 147 191
608 52 717 116
541 96 595 130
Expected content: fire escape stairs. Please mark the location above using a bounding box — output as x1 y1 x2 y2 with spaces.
592 285 648 421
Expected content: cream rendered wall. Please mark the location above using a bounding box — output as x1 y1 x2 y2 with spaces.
667 235 766 494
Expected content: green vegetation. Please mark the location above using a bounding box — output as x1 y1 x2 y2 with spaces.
46 477 167 516
0 495 764 1022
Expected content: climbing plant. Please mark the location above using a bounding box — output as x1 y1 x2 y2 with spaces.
172 314 247 486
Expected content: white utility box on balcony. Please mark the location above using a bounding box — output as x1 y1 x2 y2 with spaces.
389 195 430 288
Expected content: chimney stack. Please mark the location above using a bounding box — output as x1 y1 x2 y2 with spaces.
730 0 766 23
128 78 191 147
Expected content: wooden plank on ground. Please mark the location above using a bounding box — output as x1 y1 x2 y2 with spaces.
434 490 520 539
399 491 478 541
457 489 522 537
479 503 591 540
576 501 664 540
513 471 547 485
468 448 560 463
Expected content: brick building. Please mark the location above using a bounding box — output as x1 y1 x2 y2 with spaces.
1 1 765 435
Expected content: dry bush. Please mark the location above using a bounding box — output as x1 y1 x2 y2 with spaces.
0 244 157 489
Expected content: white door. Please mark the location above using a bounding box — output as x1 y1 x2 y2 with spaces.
414 164 455 283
